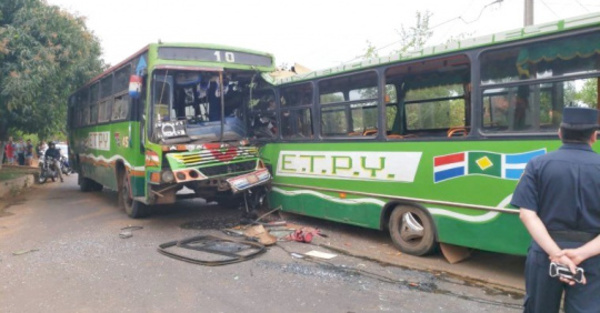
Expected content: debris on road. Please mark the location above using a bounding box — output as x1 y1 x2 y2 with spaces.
119 225 143 239
12 248 39 256
119 232 133 239
290 252 305 259
304 250 337 260
284 227 326 243
157 235 266 266
243 224 277 246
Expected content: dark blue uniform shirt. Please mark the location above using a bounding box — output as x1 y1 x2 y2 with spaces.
45 147 61 160
511 143 600 233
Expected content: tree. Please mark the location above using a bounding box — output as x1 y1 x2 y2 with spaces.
574 78 598 107
393 11 433 56
0 0 104 164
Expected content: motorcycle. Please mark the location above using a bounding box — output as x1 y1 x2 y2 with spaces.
38 156 61 184
59 155 73 175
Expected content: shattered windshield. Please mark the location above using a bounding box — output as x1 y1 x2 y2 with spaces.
150 70 259 143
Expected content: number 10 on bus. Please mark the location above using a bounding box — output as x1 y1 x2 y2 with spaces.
214 51 235 63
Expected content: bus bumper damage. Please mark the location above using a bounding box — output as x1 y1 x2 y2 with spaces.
147 144 271 209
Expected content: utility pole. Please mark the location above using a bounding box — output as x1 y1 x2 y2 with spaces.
524 0 534 26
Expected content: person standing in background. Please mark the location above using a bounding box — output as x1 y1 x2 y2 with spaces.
4 137 15 165
25 139 34 166
15 138 25 166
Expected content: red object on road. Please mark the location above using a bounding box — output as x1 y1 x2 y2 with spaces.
286 228 323 243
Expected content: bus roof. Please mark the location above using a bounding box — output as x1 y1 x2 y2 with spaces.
265 12 600 85
84 42 275 90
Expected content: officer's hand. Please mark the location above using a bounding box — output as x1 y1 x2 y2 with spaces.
550 252 587 285
554 249 586 266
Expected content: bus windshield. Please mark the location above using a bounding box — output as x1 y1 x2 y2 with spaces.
150 69 253 143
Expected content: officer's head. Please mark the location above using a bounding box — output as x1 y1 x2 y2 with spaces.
559 107 599 144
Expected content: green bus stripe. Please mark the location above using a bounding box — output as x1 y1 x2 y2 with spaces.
272 183 518 214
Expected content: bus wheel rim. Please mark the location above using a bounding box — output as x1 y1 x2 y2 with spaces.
400 212 424 242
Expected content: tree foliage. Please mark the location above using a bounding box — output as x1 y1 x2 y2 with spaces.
394 11 433 55
0 0 105 141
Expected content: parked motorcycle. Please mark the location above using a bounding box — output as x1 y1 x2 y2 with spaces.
38 156 61 184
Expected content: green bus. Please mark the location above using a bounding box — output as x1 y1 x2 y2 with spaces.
252 13 600 256
67 43 275 218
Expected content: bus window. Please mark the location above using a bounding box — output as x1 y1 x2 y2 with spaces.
98 99 112 123
482 78 598 132
82 105 90 126
152 74 173 122
90 103 98 125
480 31 600 133
481 32 600 85
405 83 466 131
280 82 313 140
90 82 99 104
281 109 313 139
318 71 378 137
114 65 130 93
112 95 130 121
100 75 113 99
385 54 470 138
247 89 277 139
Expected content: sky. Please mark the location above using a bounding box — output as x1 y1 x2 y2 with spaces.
45 0 600 71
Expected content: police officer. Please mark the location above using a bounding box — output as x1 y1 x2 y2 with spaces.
512 107 600 313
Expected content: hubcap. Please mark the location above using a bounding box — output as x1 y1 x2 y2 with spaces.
400 212 424 242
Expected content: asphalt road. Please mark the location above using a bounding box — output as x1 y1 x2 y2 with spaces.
0 175 525 313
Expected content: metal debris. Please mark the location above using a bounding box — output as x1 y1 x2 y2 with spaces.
157 235 266 266
119 225 143 239
12 248 39 256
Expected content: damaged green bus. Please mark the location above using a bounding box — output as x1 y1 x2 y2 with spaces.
67 43 274 217
253 13 600 256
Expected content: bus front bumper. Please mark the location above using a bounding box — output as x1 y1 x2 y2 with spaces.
226 168 271 193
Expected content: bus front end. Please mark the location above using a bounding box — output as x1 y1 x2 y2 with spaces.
141 43 276 210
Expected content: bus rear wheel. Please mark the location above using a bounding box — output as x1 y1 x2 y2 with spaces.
121 172 147 218
389 205 437 256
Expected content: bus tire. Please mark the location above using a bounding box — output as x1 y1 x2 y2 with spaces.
79 174 103 192
121 172 147 218
388 205 437 256
79 174 93 192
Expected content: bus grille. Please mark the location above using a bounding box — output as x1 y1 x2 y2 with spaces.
169 147 258 166
198 160 257 177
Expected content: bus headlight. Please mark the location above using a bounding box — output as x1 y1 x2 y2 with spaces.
161 170 175 183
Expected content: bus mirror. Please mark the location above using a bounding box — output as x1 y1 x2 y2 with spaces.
129 75 142 99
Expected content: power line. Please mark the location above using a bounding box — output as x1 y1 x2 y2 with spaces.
573 0 591 12
344 0 503 64
540 0 561 19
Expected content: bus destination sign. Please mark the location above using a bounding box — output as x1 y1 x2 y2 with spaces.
158 47 273 68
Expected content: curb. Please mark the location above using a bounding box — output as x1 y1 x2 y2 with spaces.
0 174 35 199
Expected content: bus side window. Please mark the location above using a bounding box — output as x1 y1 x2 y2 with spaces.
248 90 278 139
319 71 378 138
384 54 471 138
280 82 314 140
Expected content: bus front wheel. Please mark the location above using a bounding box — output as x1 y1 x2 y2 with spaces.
79 174 102 192
121 173 147 218
389 205 437 256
